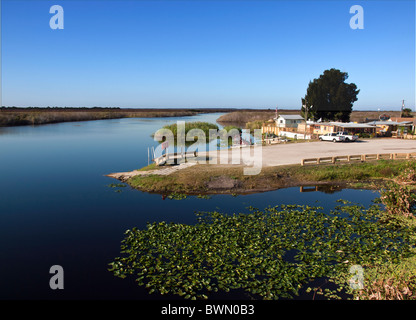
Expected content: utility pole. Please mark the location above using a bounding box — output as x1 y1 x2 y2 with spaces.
302 98 308 122
304 104 308 123
302 98 310 138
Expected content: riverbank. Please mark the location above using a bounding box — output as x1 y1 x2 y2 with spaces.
0 107 236 127
112 160 415 195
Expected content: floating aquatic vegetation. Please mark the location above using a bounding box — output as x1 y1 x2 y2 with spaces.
107 183 127 193
109 203 415 300
107 183 127 188
196 194 211 200
167 193 188 200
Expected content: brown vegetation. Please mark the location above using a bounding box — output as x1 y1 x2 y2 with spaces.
216 110 291 125
124 160 416 195
349 110 404 122
3 107 411 127
0 107 236 127
217 109 409 125
355 161 416 300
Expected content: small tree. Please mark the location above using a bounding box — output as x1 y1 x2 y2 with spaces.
302 68 360 122
401 108 413 118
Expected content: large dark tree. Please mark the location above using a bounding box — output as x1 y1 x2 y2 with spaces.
301 68 359 122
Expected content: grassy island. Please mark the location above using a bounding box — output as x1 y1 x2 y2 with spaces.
126 159 416 195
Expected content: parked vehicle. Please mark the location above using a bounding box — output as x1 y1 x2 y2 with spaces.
336 131 358 142
319 133 346 142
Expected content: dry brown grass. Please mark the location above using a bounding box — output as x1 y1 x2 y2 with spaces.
355 252 416 300
217 110 295 124
349 111 404 122
0 107 234 127
360 277 416 300
217 110 412 125
3 107 412 127
127 164 299 194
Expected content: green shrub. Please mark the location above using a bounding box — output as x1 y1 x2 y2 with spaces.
155 122 219 145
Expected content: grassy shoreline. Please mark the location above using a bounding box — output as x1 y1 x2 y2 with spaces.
125 159 415 195
3 107 410 127
0 107 235 127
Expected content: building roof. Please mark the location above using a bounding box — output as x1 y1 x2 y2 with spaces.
309 121 331 125
367 121 400 126
276 115 304 120
329 122 375 128
367 120 413 126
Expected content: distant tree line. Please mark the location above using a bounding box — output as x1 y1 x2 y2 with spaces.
1 106 122 110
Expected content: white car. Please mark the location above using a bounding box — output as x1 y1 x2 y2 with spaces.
319 133 346 142
336 131 358 142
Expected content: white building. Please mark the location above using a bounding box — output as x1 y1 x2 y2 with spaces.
275 115 305 128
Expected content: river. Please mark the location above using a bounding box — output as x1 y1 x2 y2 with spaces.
0 113 379 299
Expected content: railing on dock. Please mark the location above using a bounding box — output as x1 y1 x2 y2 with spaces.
153 151 198 166
301 152 416 166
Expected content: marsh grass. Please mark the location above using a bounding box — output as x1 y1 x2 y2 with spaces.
216 110 408 125
155 122 220 145
245 120 264 132
0 107 231 127
294 160 411 181
127 160 415 195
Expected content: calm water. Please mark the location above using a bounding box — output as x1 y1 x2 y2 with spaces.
0 113 379 300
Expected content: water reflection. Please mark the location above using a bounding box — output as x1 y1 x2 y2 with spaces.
299 184 345 194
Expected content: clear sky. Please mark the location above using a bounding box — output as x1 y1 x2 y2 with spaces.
1 0 415 111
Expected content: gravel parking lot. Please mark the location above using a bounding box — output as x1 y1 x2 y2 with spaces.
260 138 416 166
204 138 416 167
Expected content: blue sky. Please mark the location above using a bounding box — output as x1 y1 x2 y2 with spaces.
1 0 415 110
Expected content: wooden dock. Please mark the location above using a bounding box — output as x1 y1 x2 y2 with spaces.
153 151 198 166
